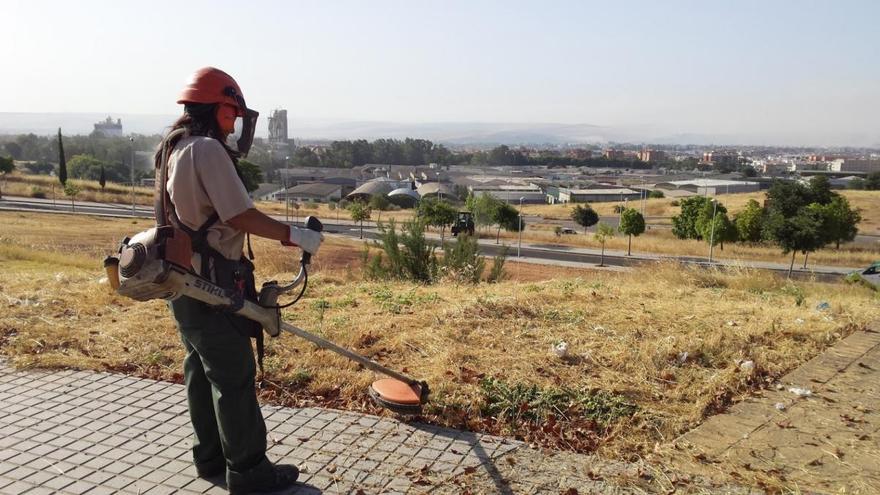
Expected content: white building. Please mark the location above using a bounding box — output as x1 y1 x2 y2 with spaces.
93 116 123 137
655 179 760 195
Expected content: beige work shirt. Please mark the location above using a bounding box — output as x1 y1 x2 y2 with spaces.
166 136 254 262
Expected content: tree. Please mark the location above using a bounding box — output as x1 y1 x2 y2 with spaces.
492 202 522 244
694 200 729 239
808 175 834 205
734 199 764 243
671 196 712 239
57 128 67 186
594 223 615 267
648 190 665 199
700 212 737 250
814 196 861 249
368 194 391 211
763 209 824 277
348 202 372 239
68 154 116 181
865 172 880 191
0 155 14 199
98 165 106 190
467 193 501 232
618 208 645 256
4 142 22 160
849 177 866 190
765 180 813 218
570 204 599 234
63 182 80 212
291 147 320 168
739 165 758 178
236 159 263 193
419 198 457 244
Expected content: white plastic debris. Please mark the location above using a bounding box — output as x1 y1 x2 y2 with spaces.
775 383 784 391
98 277 109 284
593 325 606 332
794 318 805 325
815 301 831 312
775 402 786 411
677 352 689 364
726 320 736 327
552 341 569 358
788 387 812 397
739 360 755 373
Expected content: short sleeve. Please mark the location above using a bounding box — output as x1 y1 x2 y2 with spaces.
195 139 254 222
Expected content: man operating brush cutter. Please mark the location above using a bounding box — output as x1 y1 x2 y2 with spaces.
155 67 321 494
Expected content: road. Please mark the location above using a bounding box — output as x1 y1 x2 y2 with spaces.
0 195 865 282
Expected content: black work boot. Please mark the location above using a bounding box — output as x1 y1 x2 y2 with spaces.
227 457 299 495
195 457 226 479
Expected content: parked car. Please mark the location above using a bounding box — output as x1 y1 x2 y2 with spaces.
849 261 880 288
560 227 577 234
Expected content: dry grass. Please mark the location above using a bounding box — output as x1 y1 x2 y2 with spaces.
2 172 155 206
488 223 880 268
522 190 880 235
2 211 877 465
254 200 418 223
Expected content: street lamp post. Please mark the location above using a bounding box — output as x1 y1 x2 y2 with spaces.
129 137 135 215
708 198 718 264
518 197 524 257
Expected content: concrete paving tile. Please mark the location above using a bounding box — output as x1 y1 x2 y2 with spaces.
63 480 97 494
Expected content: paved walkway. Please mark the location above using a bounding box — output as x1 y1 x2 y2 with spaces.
676 325 880 493
0 362 669 494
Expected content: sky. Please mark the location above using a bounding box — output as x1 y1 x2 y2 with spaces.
2 0 879 145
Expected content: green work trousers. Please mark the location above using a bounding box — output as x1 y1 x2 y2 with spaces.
169 295 267 475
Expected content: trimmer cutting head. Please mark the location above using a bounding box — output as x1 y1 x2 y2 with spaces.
369 379 430 415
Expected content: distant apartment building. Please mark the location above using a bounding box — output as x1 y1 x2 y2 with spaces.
566 149 593 160
603 149 627 160
702 151 738 166
93 116 123 137
638 150 666 162
829 159 880 173
757 162 790 175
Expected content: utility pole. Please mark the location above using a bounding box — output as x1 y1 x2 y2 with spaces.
518 197 524 257
708 197 718 264
129 137 135 215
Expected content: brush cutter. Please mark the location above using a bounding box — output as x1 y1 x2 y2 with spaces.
104 216 429 415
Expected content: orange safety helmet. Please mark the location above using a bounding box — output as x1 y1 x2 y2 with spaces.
177 67 259 156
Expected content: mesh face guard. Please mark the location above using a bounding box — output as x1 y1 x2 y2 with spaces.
223 86 259 157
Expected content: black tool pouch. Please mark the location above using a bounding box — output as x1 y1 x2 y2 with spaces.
210 254 266 372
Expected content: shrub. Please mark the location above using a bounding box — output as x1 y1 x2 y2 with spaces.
439 234 485 284
30 186 47 199
648 190 665 199
371 219 437 283
486 246 508 283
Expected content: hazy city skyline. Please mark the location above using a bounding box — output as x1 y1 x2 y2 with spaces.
3 0 879 146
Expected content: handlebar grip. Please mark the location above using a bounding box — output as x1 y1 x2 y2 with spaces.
300 216 323 265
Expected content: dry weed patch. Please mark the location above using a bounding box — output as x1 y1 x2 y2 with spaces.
1 211 877 459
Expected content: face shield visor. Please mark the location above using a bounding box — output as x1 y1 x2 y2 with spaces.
223 87 259 157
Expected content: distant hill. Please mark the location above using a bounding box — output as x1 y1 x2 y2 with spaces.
1 113 875 148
